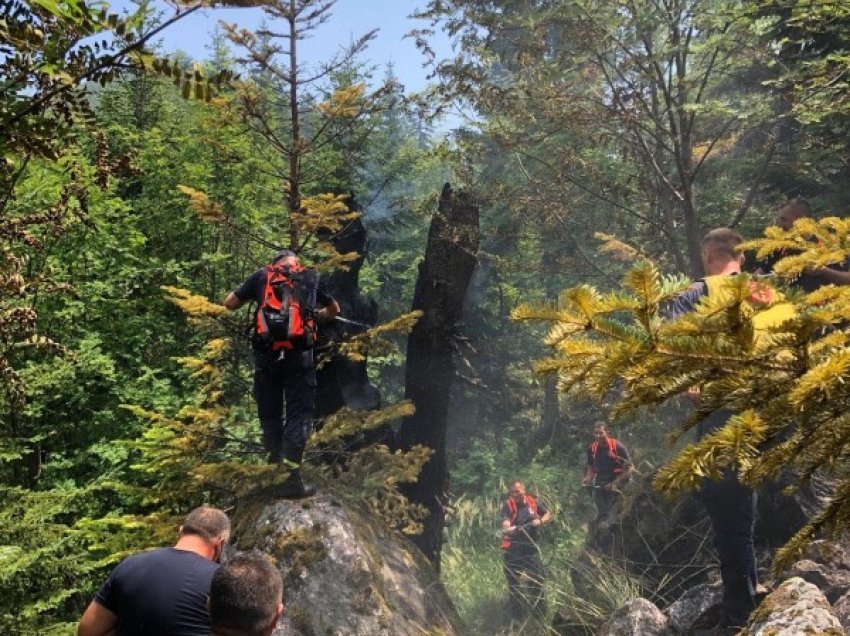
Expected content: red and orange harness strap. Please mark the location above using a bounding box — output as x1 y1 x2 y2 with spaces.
501 495 538 549
590 437 624 476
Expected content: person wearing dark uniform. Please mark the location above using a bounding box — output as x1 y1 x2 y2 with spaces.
224 250 339 498
752 198 850 291
581 422 633 523
668 228 759 630
78 507 231 636
500 481 551 621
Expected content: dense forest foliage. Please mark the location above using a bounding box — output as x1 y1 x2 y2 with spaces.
2 0 850 633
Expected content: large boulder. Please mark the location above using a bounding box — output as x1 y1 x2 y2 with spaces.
745 577 844 636
596 598 670 636
229 492 463 636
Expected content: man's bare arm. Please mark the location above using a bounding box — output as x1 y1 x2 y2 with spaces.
315 300 341 322
537 509 552 526
223 291 244 311
77 600 117 636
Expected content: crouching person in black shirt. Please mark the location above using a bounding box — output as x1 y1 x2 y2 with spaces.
78 506 230 636
209 552 284 636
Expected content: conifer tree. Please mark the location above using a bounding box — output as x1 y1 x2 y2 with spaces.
514 217 850 567
148 0 436 539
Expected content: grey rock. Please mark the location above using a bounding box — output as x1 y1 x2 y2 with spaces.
596 598 671 636
801 539 850 572
229 493 463 636
665 582 723 634
788 559 850 603
746 577 844 636
832 590 850 633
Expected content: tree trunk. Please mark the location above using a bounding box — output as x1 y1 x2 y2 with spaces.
315 211 381 424
397 183 479 567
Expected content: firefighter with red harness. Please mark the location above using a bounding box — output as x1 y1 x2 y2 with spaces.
500 481 551 620
581 422 633 522
225 250 340 498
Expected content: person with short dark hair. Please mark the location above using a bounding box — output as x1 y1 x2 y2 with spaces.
581 422 633 522
755 199 850 290
500 481 551 620
78 507 231 636
224 250 340 498
209 552 284 636
667 229 758 630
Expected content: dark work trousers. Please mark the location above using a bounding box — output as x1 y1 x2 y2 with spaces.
698 472 758 627
252 348 317 462
593 484 619 522
503 544 545 619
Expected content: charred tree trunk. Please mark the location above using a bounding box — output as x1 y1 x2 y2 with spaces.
397 183 479 567
315 210 382 439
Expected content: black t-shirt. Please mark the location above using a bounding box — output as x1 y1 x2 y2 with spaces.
501 496 549 547
586 438 631 484
94 547 219 636
666 281 733 439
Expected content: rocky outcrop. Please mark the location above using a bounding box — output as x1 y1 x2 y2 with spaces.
786 559 850 603
596 598 670 635
745 577 844 635
229 492 463 636
578 468 846 636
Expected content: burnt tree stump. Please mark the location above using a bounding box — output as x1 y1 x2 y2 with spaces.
397 183 480 567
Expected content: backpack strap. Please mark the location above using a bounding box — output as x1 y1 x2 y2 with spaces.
501 496 538 549
525 495 538 517
607 437 625 475
591 438 626 474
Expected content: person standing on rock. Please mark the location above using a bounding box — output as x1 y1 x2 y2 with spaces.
667 228 759 630
500 481 552 621
581 422 633 524
224 250 340 499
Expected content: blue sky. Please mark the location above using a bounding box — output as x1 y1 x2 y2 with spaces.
124 0 454 94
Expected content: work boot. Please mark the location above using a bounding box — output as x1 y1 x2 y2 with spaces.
276 467 315 499
277 440 315 499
